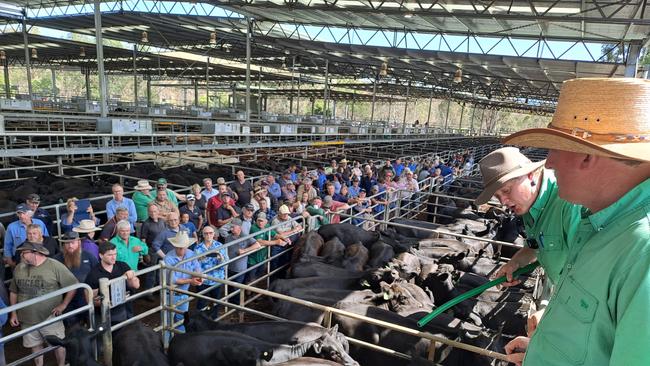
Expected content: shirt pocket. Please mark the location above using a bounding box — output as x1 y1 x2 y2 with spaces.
539 233 563 252
541 276 598 364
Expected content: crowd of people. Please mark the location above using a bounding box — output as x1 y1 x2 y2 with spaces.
0 152 477 365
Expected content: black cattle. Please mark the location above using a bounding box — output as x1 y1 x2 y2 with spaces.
367 241 395 268
291 261 361 278
291 231 325 264
183 314 355 365
321 237 346 264
112 322 169 366
317 224 379 247
391 218 440 239
45 325 106 366
270 276 362 296
276 357 343 366
342 243 369 272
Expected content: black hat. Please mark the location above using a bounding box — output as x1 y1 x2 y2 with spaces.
60 231 80 242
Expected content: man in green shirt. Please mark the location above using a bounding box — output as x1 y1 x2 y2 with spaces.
110 220 148 271
132 180 155 222
476 147 581 288
503 78 650 366
247 212 288 282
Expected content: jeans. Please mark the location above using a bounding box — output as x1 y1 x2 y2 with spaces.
196 284 222 318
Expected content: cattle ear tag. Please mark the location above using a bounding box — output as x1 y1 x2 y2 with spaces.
383 292 393 300
360 279 370 287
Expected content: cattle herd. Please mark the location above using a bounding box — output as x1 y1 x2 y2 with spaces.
45 199 536 366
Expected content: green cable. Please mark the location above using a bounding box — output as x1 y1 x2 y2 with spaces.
417 261 539 327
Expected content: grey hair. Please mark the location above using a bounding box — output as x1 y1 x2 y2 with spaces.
116 220 131 231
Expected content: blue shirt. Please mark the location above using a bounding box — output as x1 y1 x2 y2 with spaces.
164 249 201 293
289 172 298 183
348 185 361 198
194 240 228 286
201 188 219 201
317 173 327 191
181 222 197 238
4 219 49 258
106 198 137 230
408 163 418 172
267 183 282 199
332 193 348 203
153 227 184 254
393 163 404 177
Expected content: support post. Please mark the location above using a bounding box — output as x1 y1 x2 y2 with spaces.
444 99 451 132
323 59 329 122
258 67 263 117
133 45 138 110
370 78 377 122
85 69 91 100
351 91 355 120
402 82 410 126
99 278 113 366
458 103 465 131
50 68 57 99
426 87 433 125
93 0 108 117
146 76 151 108
469 104 476 134
245 17 252 125
206 57 210 109
22 18 33 101
296 73 301 114
193 79 198 107
625 42 642 77
3 61 10 98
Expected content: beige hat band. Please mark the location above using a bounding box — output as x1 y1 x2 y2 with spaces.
551 126 649 143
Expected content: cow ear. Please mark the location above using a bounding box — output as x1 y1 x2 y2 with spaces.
44 335 68 347
328 324 339 334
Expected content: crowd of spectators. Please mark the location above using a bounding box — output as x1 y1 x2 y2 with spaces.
0 151 476 364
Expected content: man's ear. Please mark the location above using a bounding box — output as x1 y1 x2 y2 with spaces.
580 154 599 170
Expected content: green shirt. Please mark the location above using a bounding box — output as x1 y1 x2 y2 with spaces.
110 235 149 270
247 224 277 266
524 178 650 366
521 169 582 285
133 191 155 221
166 189 179 206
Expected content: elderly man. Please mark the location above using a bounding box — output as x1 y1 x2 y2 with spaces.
230 170 254 208
164 231 202 332
99 206 130 244
85 242 140 325
152 212 184 260
132 180 155 222
476 147 580 289
193 225 228 319
23 224 60 262
25 194 53 234
247 213 289 282
225 218 256 288
501 78 650 366
110 220 148 271
297 178 318 201
9 242 77 366
4 204 49 266
106 183 137 230
271 205 302 273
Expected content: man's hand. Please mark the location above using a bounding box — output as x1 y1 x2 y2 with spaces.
9 312 19 327
51 303 67 317
505 336 530 366
132 245 143 253
527 309 545 337
190 277 203 286
492 260 522 287
4 258 16 267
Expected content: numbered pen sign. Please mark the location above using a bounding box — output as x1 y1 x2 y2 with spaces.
110 278 127 306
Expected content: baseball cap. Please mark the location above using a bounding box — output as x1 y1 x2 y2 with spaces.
256 212 267 221
16 203 32 213
278 205 290 214
231 218 243 226
186 194 196 201
157 178 167 185
26 193 40 203
244 203 255 211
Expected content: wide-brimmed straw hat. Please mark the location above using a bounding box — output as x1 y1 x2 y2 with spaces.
73 219 102 233
134 180 153 190
504 78 650 162
475 147 545 205
168 230 196 248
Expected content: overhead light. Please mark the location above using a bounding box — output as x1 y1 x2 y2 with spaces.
0 51 5 60
379 62 388 77
403 13 414 18
79 47 86 57
31 48 37 59
141 31 149 43
453 68 462 83
209 32 217 45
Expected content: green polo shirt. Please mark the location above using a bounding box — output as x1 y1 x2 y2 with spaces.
110 235 148 270
247 224 277 266
133 191 155 221
521 169 582 285
524 178 650 366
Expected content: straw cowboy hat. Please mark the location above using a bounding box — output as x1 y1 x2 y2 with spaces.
134 180 153 190
73 219 102 233
168 230 196 249
504 78 650 162
475 147 545 205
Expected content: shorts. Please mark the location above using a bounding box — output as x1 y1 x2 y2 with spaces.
22 320 65 348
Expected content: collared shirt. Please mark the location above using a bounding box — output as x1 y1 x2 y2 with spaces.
164 249 200 292
348 185 361 198
3 218 49 258
248 224 277 266
132 191 155 222
267 183 282 199
225 234 255 273
193 240 228 285
152 227 183 254
110 235 148 270
106 197 137 230
521 169 581 285
139 218 166 246
523 178 650 366
201 187 219 201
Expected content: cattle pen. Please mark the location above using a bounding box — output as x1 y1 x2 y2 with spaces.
0 169 545 366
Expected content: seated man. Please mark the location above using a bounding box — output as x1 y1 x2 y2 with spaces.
85 242 140 325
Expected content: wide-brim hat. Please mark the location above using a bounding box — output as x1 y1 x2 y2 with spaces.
134 180 153 190
168 230 196 248
504 78 650 162
17 241 50 256
73 219 102 233
475 147 545 205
